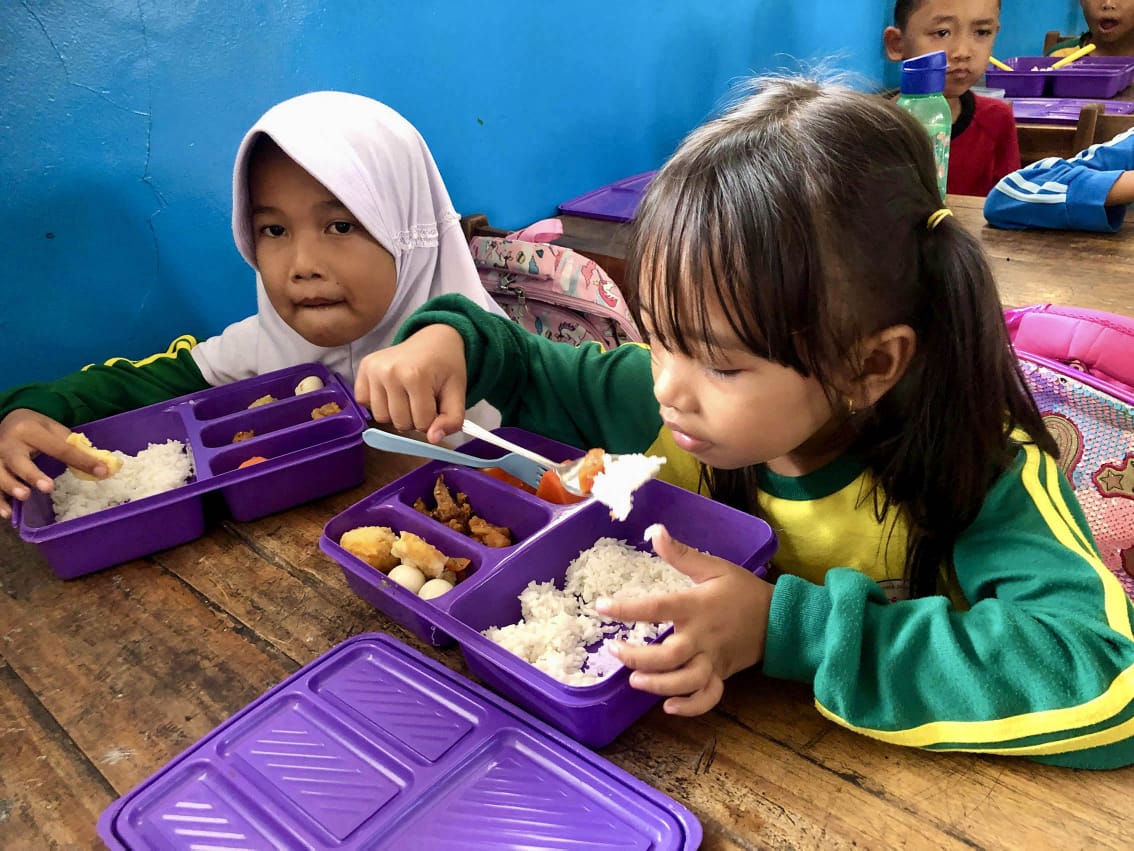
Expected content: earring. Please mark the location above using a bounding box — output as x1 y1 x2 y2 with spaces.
846 397 857 417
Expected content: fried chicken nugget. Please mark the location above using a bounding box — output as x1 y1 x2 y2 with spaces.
391 531 448 578
339 525 400 573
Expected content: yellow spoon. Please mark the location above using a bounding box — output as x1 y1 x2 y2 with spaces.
1051 43 1098 69
989 56 1013 72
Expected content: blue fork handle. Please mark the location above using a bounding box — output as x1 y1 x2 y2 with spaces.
362 429 500 468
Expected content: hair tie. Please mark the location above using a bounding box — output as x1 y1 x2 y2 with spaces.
926 208 953 230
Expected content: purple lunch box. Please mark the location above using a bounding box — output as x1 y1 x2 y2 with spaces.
14 363 367 579
320 427 778 746
97 633 702 850
986 55 1134 99
557 170 657 223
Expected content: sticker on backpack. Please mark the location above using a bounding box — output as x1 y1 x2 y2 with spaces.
469 218 642 350
1007 304 1134 600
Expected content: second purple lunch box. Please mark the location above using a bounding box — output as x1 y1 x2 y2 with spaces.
14 363 367 579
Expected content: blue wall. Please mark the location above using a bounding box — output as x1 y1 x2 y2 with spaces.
2 1 1076 384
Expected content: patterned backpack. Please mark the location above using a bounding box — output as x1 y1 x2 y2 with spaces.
1007 304 1134 599
468 218 642 349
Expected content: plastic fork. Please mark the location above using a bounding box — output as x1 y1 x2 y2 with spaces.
459 420 600 496
361 428 546 489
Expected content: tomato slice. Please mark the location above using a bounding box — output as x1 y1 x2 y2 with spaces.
574 447 607 495
481 467 537 494
535 469 588 505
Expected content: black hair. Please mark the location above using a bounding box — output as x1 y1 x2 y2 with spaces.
894 0 1002 29
624 76 1055 597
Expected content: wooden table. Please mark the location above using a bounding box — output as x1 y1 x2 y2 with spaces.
3 200 1134 849
556 193 1134 316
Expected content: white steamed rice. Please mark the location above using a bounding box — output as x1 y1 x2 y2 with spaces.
51 439 195 522
482 536 692 686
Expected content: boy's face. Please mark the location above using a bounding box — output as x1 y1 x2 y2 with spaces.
884 0 1001 99
248 142 398 349
1081 0 1134 48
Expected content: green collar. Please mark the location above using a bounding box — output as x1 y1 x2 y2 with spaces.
756 455 866 501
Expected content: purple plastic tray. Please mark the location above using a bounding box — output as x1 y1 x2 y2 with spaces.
557 170 657 223
321 427 778 746
14 363 367 579
1012 97 1134 125
987 56 1134 99
98 633 701 850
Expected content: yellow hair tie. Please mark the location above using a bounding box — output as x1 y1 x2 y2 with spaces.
927 208 954 230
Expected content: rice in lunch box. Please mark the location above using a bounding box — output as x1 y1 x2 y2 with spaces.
51 439 194 522
482 537 693 686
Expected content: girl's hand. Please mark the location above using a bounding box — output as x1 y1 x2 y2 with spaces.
0 409 110 520
354 325 469 443
596 524 774 716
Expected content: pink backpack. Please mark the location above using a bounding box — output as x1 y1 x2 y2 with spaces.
1006 304 1134 599
469 219 642 349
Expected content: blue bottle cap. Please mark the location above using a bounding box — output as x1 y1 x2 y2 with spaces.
899 50 947 95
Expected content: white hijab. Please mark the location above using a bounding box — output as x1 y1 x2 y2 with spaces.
191 90 505 389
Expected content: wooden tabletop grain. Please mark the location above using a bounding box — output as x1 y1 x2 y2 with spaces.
2 199 1133 849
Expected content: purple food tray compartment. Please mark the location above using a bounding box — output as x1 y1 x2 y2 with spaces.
558 170 657 223
987 55 1134 99
14 363 367 579
1012 97 1134 125
98 633 701 850
321 428 586 647
322 427 778 746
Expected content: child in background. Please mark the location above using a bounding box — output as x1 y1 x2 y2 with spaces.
884 0 1021 196
1049 1 1134 57
357 76 1134 769
985 127 1134 231
0 91 505 519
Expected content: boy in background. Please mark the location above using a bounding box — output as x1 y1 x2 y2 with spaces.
1049 1 1134 57
884 0 1021 196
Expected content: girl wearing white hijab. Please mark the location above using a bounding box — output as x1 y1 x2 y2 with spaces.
0 91 504 514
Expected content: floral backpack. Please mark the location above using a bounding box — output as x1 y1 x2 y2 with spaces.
468 218 642 349
1006 304 1134 599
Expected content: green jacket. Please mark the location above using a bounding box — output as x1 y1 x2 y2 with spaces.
398 294 1134 769
0 336 208 426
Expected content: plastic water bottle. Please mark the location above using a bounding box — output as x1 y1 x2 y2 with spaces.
896 50 951 201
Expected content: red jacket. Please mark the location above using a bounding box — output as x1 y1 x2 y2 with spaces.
949 91 1021 196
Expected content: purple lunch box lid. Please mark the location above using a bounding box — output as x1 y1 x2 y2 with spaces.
13 362 368 578
322 426 778 746
97 633 702 850
1011 97 1134 125
557 170 657 223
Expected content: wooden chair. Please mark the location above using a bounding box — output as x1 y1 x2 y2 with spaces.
1043 29 1079 55
1070 103 1134 151
1017 104 1134 165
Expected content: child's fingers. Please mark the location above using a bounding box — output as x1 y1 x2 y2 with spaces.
647 524 729 584
0 456 51 496
595 591 686 626
425 376 467 444
662 677 725 717
629 659 713 698
609 632 696 673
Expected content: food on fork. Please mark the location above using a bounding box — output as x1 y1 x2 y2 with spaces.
65 432 124 481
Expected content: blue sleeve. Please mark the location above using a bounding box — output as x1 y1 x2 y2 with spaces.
984 130 1134 233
